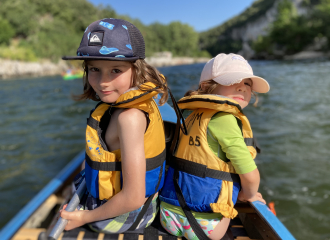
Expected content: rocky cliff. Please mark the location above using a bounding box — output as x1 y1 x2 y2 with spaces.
200 0 325 60
234 0 312 59
232 0 307 43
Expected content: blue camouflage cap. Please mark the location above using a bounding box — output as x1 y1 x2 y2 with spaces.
62 18 145 61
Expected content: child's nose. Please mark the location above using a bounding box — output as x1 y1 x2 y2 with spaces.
237 83 246 92
99 72 111 84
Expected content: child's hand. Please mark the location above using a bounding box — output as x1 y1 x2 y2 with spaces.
238 191 266 204
60 204 89 230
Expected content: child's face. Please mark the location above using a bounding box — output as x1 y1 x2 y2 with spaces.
211 78 252 109
87 60 133 103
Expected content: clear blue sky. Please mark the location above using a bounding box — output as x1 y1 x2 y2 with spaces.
87 1 256 32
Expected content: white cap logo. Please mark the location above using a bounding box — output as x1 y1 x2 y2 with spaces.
90 34 101 42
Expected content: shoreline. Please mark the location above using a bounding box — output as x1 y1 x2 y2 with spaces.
0 54 209 80
0 59 68 80
1 50 328 80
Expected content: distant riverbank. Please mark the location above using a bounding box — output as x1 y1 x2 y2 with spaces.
0 59 68 80
0 52 209 80
145 52 209 67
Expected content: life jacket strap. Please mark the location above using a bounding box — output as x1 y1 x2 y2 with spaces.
85 149 166 171
245 138 261 153
146 149 166 171
85 153 121 171
173 169 211 240
236 117 261 153
154 159 165 192
168 88 188 158
169 156 240 183
127 193 156 231
86 114 109 151
87 116 99 130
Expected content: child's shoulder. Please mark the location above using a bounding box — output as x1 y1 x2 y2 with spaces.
209 112 240 129
208 112 242 136
117 108 146 123
211 112 237 122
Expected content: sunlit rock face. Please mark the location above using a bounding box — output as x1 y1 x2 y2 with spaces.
214 0 311 59
232 0 307 42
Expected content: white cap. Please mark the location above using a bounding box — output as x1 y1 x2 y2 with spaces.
200 53 270 93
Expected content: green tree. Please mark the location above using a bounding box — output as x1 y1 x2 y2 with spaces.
145 22 172 55
0 18 15 45
24 18 81 60
145 22 201 57
167 22 199 56
0 0 38 37
310 0 330 49
269 0 311 53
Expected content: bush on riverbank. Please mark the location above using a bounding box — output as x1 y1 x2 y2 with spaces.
0 45 38 62
0 18 15 45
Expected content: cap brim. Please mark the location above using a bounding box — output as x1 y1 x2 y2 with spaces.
62 56 140 61
250 76 270 93
213 72 270 93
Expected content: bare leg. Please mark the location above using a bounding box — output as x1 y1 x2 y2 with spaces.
208 217 230 240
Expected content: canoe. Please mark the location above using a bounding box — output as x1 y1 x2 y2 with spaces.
0 102 296 240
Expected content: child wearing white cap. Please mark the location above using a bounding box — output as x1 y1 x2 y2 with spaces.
159 53 269 240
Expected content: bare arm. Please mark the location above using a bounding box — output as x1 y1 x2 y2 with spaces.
61 108 147 229
238 168 265 204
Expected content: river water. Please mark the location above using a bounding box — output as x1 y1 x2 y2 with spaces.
1 60 330 239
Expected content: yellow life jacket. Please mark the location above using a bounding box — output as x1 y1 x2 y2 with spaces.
160 94 258 219
85 82 166 201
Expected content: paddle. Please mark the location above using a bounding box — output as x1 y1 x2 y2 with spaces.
48 178 86 240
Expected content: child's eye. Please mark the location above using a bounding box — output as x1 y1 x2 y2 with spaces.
89 67 99 72
112 69 122 73
245 82 252 87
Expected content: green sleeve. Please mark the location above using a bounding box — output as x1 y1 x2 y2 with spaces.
207 112 257 174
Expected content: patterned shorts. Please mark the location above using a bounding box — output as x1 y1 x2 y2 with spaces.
160 204 222 240
74 170 158 233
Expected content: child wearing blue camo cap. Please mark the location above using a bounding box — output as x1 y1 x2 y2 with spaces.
60 18 169 234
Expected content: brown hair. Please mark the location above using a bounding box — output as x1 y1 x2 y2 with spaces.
184 79 259 107
184 80 218 97
73 59 169 106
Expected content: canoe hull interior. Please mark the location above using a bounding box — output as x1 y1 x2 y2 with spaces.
11 201 282 240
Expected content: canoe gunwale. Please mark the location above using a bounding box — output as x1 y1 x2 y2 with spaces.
0 151 85 240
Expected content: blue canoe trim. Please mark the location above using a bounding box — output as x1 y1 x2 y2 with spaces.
252 201 296 240
158 101 176 124
0 151 85 240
